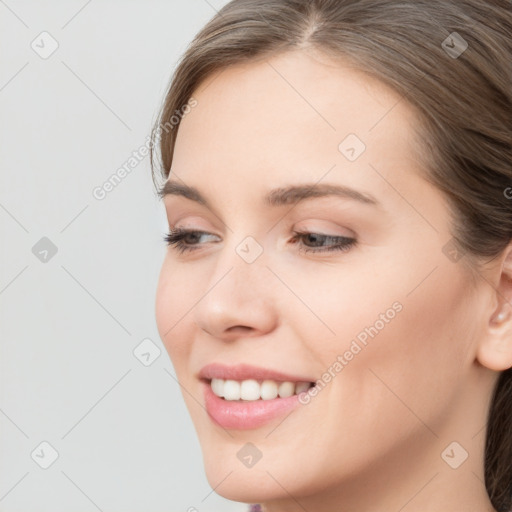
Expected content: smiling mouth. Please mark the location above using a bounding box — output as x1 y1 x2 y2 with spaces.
206 378 315 401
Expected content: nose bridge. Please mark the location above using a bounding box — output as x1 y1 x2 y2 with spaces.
208 231 269 304
192 231 277 337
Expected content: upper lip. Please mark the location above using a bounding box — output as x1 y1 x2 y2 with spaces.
198 363 314 383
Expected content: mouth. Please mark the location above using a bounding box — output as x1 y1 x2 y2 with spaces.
198 363 317 429
201 378 317 430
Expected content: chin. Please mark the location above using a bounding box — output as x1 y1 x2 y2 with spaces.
202 461 289 503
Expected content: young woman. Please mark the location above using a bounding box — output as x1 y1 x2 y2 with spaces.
151 1 512 511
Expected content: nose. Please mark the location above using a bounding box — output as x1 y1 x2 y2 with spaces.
192 245 278 341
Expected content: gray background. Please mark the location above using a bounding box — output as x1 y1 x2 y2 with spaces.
0 1 246 511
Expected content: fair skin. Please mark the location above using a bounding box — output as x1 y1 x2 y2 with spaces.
155 48 512 512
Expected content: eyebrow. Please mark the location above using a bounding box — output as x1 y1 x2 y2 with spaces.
158 180 380 209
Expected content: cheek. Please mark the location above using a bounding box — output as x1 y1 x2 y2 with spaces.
155 259 192 364
326 259 474 441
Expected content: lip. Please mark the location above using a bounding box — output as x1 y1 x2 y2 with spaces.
198 362 315 383
202 380 304 430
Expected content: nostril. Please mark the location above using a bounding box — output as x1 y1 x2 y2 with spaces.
227 326 253 334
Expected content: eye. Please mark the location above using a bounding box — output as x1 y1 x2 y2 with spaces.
290 231 356 254
163 227 219 254
163 227 356 255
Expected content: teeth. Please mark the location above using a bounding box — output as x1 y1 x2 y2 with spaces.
295 381 311 394
210 378 313 401
260 380 278 400
211 378 225 397
241 379 260 401
278 381 294 398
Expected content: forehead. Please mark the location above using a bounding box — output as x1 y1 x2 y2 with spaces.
170 49 425 210
182 49 415 133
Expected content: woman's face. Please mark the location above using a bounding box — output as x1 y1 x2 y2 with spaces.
155 49 491 506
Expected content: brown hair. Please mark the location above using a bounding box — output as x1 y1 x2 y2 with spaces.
150 1 512 509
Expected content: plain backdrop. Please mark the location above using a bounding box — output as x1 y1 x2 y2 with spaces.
0 1 246 511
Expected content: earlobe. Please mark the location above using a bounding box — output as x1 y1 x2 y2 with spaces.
476 323 512 372
476 244 512 372
477 301 512 371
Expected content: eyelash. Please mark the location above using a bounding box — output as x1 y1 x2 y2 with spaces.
163 227 356 255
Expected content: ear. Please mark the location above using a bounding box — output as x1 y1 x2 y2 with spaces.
476 242 512 371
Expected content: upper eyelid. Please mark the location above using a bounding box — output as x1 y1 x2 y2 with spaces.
162 191 381 232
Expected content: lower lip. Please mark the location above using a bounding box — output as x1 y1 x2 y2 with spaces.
202 380 303 430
